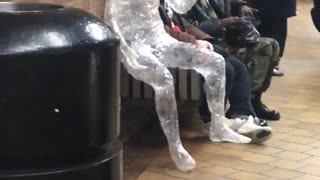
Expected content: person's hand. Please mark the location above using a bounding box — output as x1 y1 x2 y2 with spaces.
194 40 214 51
240 5 258 17
220 17 241 27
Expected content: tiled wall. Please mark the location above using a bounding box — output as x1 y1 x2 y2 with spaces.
8 0 106 17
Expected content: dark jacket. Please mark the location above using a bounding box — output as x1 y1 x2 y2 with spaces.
248 0 296 18
184 0 246 38
210 0 247 18
159 4 213 44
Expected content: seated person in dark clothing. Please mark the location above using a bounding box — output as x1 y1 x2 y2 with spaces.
159 1 272 143
184 0 281 121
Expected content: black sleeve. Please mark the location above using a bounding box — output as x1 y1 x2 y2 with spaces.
231 0 247 9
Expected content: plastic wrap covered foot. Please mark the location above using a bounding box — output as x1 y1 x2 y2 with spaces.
106 0 250 171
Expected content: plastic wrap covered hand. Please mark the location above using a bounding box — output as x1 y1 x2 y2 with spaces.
105 0 251 172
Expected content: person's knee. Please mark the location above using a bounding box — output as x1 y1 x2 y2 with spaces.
255 38 273 58
227 56 247 72
256 38 280 64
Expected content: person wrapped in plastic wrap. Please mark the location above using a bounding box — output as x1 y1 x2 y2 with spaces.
105 0 251 172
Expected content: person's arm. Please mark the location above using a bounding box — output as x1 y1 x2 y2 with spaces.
164 25 213 51
231 0 257 17
181 18 214 41
231 0 247 9
164 25 197 44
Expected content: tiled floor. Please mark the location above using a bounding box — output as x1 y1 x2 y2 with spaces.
124 1 320 180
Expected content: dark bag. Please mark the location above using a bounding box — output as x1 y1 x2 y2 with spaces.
311 0 320 32
224 17 260 47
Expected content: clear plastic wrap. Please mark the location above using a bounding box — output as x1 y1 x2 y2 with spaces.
106 0 251 172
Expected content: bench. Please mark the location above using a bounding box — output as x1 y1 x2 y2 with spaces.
120 65 202 100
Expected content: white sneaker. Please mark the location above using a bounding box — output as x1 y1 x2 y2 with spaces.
236 116 273 144
200 116 272 144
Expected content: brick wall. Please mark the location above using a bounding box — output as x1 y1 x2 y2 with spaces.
7 0 106 17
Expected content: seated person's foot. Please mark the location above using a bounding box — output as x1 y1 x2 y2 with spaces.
235 116 273 144
252 97 281 121
273 67 284 77
200 115 272 144
228 114 268 127
199 113 268 134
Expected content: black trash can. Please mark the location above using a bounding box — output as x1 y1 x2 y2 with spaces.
0 2 122 180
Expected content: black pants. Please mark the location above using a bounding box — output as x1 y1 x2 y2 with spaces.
199 45 255 122
258 16 288 58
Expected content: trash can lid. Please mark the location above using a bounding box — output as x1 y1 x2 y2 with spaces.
0 2 119 56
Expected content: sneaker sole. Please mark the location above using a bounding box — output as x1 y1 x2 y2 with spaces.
241 129 272 144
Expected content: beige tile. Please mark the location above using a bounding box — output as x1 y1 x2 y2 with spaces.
148 169 206 180
286 128 316 137
280 135 316 145
198 164 240 176
291 174 320 180
272 132 292 140
235 162 274 173
308 141 320 148
207 155 247 167
137 171 182 180
269 159 307 170
266 140 314 152
213 149 253 158
261 168 303 179
185 171 232 180
305 149 320 156
272 151 310 161
243 145 283 155
297 165 320 176
226 171 269 180
301 156 320 166
241 154 278 164
191 151 219 161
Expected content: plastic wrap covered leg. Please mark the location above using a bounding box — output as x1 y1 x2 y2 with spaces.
154 34 251 143
117 42 196 172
